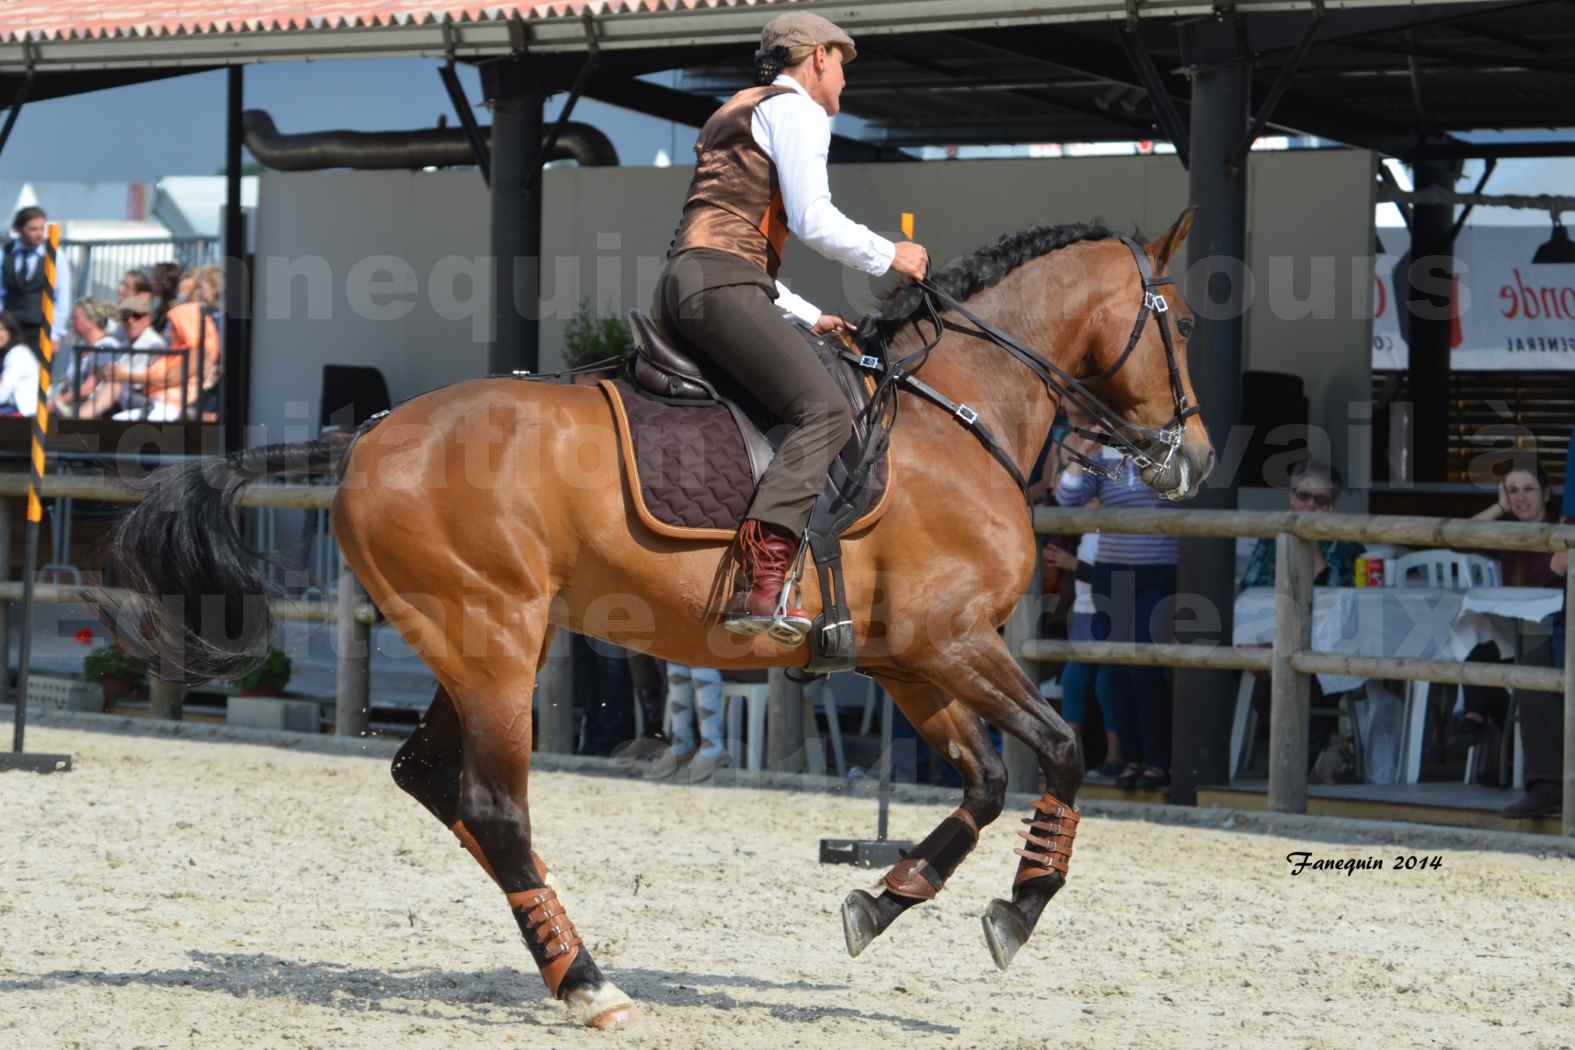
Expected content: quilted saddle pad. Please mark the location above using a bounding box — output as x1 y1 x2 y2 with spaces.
600 378 892 542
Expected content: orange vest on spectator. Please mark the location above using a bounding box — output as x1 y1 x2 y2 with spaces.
148 303 220 413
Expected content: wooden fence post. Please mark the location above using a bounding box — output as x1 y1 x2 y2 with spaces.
1003 590 1043 793
535 629 576 753
148 677 184 720
334 566 370 737
1268 530 1313 813
1563 557 1575 837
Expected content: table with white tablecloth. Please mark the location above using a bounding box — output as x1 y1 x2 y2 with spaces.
1231 586 1564 783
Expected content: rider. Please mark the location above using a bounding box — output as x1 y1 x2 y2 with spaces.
655 12 929 642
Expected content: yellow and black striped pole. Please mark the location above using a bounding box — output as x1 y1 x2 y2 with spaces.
7 221 70 770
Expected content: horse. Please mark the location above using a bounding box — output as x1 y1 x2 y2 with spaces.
104 210 1214 1030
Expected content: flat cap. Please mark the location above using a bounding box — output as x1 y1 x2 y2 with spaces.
760 12 856 61
117 293 155 315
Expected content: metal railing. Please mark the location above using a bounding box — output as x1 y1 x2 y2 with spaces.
1007 506 1575 836
60 237 220 306
52 344 197 421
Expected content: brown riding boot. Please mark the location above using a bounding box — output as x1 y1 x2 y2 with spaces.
724 519 812 644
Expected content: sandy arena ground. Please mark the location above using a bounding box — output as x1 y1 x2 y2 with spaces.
3 724 1575 1050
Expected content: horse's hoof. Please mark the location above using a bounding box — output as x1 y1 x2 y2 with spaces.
588 1003 638 1030
841 889 881 958
982 898 1031 972
567 980 636 1029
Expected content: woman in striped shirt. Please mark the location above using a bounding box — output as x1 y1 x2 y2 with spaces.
1055 432 1177 790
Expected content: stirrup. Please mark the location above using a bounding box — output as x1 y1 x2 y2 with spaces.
722 612 769 638
766 612 813 646
765 546 813 645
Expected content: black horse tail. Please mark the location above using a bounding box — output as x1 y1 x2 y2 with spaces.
101 434 354 685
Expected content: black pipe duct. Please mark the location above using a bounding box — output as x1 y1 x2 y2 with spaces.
241 110 618 172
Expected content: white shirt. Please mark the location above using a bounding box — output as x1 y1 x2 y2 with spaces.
124 325 168 379
752 74 897 325
1072 532 1099 613
0 239 74 347
0 344 39 416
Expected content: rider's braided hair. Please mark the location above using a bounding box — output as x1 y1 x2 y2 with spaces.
753 43 816 85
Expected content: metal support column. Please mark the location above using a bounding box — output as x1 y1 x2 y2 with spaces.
1170 16 1249 805
485 61 545 377
1406 159 1457 484
222 65 249 454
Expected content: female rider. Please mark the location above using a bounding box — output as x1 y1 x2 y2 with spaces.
654 11 929 643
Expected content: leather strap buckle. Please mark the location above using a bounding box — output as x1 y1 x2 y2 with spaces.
1145 291 1169 313
858 355 883 370
955 404 979 425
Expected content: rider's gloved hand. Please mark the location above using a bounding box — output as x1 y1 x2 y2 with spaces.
890 241 929 282
812 314 853 336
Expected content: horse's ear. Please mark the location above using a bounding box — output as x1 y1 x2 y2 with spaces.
1145 206 1198 272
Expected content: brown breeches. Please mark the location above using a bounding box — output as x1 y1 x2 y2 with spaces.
656 254 852 537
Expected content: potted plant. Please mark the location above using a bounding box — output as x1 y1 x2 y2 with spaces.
83 644 148 706
232 647 292 697
563 299 632 384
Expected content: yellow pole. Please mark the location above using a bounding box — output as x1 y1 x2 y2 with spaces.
11 222 59 756
28 223 57 523
900 211 914 241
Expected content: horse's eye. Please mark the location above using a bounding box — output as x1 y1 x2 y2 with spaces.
1176 317 1194 339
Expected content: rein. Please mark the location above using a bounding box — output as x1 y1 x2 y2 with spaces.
844 236 1198 497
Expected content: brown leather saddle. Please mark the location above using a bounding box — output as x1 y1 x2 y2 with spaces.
600 310 894 673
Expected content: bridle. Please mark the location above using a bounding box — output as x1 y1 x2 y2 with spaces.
843 236 1200 497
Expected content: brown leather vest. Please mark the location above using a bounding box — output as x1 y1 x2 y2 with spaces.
670 84 796 279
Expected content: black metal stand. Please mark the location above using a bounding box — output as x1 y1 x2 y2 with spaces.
819 691 912 868
2 517 71 775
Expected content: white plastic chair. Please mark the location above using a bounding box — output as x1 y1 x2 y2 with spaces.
1385 549 1500 589
723 681 772 771
723 678 847 776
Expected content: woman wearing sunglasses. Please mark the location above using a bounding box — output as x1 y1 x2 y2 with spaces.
1238 460 1364 590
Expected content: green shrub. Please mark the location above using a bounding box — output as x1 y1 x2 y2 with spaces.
83 645 148 683
563 299 632 370
232 647 292 694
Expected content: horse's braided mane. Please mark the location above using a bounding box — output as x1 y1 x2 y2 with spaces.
873 220 1119 336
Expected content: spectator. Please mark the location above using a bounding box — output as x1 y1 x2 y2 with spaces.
148 261 182 330
0 311 39 416
107 270 152 341
1455 460 1561 787
53 299 118 415
1056 432 1176 790
1239 460 1365 590
1471 460 1560 585
93 293 167 420
1500 442 1575 818
1237 460 1365 782
0 206 72 352
147 266 222 420
1045 529 1125 784
644 663 731 784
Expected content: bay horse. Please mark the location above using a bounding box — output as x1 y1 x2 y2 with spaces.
105 211 1213 1029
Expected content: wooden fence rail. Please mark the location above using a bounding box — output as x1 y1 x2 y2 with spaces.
1013 508 1575 836
0 477 366 735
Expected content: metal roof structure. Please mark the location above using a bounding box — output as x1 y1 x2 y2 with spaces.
0 1 1569 160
